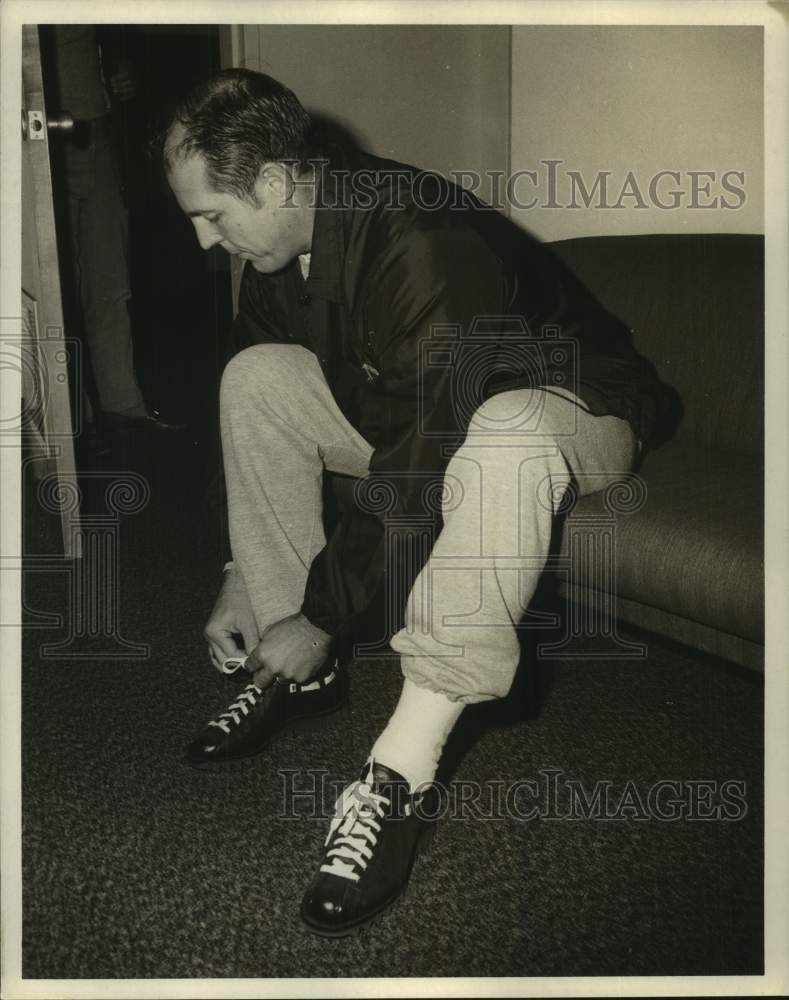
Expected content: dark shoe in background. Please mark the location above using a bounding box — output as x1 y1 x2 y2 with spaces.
103 407 187 435
76 421 113 461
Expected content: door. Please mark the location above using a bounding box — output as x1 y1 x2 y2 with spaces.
21 24 81 558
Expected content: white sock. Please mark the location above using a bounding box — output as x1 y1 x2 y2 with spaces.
370 679 465 792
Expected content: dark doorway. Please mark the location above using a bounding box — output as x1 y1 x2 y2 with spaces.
40 23 233 446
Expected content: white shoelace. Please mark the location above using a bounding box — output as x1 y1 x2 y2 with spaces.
320 780 391 883
207 683 263 734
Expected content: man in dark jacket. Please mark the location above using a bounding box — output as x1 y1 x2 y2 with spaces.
164 68 665 936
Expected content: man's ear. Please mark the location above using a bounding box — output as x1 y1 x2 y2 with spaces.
256 163 295 205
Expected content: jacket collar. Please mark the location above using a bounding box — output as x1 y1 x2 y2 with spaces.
301 156 347 304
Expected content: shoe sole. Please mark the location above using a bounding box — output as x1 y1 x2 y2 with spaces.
186 699 350 771
299 819 436 939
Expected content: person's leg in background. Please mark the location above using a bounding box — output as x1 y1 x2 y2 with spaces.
301 387 637 935
62 137 96 440
65 117 147 420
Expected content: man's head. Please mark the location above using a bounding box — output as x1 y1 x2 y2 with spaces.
162 69 318 273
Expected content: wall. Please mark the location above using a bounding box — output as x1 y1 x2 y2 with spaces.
222 24 510 303
509 25 763 241
230 25 510 206
222 24 764 246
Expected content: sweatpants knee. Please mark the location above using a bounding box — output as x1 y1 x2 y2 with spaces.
220 344 312 403
469 389 577 440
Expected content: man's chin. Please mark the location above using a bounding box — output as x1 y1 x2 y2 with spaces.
243 255 272 272
249 256 292 275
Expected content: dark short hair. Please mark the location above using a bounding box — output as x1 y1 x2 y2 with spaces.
162 68 316 202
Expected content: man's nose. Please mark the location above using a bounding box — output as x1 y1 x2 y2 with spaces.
192 218 223 251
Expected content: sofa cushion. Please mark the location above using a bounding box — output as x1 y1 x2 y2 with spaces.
549 234 764 457
558 443 764 643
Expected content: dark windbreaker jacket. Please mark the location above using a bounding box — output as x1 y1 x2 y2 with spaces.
218 142 670 652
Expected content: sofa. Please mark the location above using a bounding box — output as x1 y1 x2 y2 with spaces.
327 232 765 674
547 233 764 672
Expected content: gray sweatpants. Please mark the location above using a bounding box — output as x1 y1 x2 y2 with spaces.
220 343 636 704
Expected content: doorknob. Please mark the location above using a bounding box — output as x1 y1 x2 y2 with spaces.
21 109 74 139
47 111 75 134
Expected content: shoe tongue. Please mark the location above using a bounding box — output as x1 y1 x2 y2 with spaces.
361 758 408 787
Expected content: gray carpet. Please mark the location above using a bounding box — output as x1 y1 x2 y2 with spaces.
20 440 763 979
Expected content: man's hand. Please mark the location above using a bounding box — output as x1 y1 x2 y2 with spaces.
245 613 332 689
204 568 254 672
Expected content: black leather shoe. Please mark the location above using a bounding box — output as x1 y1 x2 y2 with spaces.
300 760 437 937
77 422 113 460
103 408 187 434
187 657 347 768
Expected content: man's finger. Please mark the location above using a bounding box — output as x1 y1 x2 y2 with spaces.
208 641 229 672
206 628 241 662
250 658 278 690
208 636 242 673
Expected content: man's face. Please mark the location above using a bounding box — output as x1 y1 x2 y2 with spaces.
166 147 309 274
